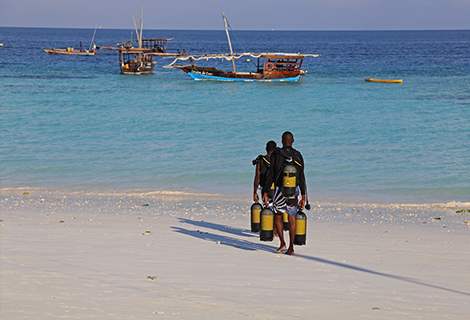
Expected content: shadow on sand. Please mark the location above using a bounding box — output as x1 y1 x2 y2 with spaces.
173 218 470 297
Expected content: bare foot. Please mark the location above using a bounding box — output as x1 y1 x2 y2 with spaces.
276 245 286 253
285 248 295 255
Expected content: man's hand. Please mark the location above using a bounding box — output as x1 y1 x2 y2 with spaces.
253 193 259 202
299 194 306 210
263 193 269 206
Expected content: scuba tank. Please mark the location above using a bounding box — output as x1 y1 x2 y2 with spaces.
294 210 307 245
259 207 274 241
282 211 289 231
268 182 274 199
250 202 262 232
282 159 297 198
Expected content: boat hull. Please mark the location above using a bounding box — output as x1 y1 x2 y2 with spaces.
187 71 302 82
175 66 303 82
120 60 156 75
42 48 96 56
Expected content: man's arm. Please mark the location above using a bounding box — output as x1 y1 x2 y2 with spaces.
253 159 261 202
263 151 277 205
298 152 306 209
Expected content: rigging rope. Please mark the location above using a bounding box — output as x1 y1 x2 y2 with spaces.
226 18 258 68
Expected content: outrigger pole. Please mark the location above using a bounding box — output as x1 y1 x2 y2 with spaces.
222 12 236 73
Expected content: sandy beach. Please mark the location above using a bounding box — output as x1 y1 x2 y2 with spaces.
1 188 469 319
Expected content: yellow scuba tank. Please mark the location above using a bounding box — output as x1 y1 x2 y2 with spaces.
260 207 274 241
282 211 289 231
282 160 297 198
268 182 275 199
250 202 262 232
294 210 307 245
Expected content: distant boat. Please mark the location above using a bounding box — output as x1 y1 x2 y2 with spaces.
42 25 99 56
100 38 173 75
166 52 318 82
365 78 403 83
99 8 176 75
43 45 97 56
0 43 3 48
165 13 320 82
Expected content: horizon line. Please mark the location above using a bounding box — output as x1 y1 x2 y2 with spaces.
1 26 469 32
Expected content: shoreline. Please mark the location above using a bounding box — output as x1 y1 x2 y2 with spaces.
2 187 470 232
2 186 470 208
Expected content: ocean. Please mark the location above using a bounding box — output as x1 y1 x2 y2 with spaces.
1 27 469 204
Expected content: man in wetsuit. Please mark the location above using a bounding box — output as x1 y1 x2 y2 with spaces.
253 140 276 204
264 131 306 255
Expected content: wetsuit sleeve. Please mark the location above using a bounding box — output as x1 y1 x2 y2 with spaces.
264 151 276 192
298 152 306 195
253 158 261 195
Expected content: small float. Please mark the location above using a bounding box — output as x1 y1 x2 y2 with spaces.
365 78 403 83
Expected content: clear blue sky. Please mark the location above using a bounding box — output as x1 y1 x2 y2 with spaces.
1 0 469 30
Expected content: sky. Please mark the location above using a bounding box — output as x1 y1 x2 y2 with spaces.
1 0 470 30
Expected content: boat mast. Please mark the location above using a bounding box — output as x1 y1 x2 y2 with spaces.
139 7 143 50
132 8 143 59
222 12 236 72
132 15 140 45
89 24 98 51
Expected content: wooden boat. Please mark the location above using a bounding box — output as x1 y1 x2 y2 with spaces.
100 38 173 75
99 8 177 75
165 13 320 82
365 78 403 83
42 25 99 56
43 45 97 56
166 52 318 82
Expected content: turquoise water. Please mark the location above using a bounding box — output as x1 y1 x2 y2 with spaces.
1 28 469 203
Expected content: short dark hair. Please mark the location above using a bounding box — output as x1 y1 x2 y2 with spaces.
266 140 276 152
282 131 293 141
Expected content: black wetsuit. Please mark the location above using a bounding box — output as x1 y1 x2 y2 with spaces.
258 154 271 195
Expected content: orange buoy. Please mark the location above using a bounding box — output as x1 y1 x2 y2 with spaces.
265 62 274 72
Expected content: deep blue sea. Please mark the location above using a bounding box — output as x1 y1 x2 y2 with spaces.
1 27 469 204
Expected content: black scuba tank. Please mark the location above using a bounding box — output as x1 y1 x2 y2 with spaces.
282 211 289 231
250 202 262 232
267 182 274 199
294 210 307 245
282 160 297 198
259 207 274 241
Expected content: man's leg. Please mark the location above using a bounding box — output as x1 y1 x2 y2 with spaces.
271 186 287 252
286 214 296 255
275 214 286 252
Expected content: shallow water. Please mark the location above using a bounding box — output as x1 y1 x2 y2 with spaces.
1 28 469 204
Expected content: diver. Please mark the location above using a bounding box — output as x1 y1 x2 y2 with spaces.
263 131 307 255
253 140 276 205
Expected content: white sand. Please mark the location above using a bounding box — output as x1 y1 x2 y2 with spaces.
1 189 469 319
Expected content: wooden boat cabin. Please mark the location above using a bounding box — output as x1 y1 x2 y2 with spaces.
261 54 305 79
118 39 169 75
99 38 175 75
